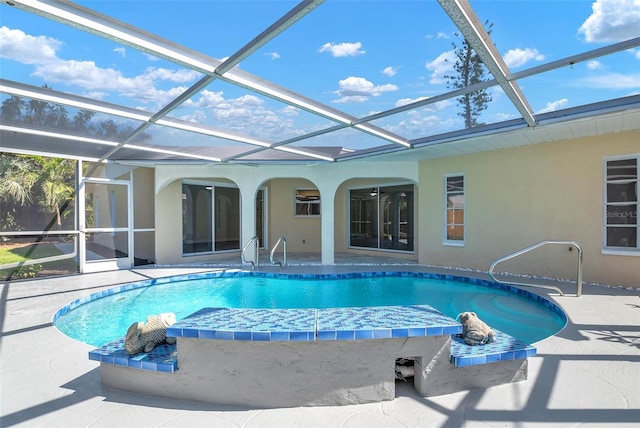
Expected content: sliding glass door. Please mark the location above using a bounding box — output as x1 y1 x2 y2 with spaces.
182 182 240 255
349 184 414 252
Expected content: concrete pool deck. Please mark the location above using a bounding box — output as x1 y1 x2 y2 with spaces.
1 260 639 427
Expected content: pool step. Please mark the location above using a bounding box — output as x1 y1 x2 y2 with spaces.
449 328 536 367
89 338 178 373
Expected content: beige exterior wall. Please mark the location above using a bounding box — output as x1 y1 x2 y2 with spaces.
150 135 637 287
267 178 321 253
418 130 639 288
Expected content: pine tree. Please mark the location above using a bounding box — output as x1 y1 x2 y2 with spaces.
444 21 493 128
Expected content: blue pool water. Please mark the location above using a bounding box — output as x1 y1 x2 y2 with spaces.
54 273 566 347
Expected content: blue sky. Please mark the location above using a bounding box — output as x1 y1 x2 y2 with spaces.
1 0 639 150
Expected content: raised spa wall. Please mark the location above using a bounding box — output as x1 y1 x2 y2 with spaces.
91 306 535 408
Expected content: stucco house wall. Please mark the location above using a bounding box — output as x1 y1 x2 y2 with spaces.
150 135 637 287
418 129 639 287
267 178 321 253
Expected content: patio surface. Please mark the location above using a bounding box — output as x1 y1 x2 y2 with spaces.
1 257 639 427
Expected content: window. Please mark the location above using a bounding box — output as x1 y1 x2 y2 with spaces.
295 189 320 216
444 175 465 245
604 156 638 253
182 183 240 255
349 184 414 252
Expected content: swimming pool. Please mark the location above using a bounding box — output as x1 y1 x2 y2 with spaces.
54 271 566 346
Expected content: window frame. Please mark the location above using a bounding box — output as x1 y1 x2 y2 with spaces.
602 154 639 256
294 188 321 217
181 180 240 256
443 173 465 246
347 182 415 253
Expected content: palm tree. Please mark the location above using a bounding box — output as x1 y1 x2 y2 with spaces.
0 95 24 122
0 154 38 206
31 156 76 231
72 109 95 133
25 98 48 126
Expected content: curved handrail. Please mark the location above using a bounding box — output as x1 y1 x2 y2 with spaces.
488 240 583 297
270 236 287 268
241 236 259 269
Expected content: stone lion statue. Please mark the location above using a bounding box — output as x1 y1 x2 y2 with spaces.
458 311 496 346
125 312 177 355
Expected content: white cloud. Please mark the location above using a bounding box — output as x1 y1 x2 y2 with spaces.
382 66 399 77
587 60 604 69
425 50 456 84
143 67 200 83
282 105 299 116
265 52 280 60
1 26 201 106
113 47 126 58
144 53 160 61
503 48 545 68
385 111 457 137
395 96 452 113
0 26 311 141
578 72 640 88
84 91 108 100
189 90 226 109
0 26 60 64
332 76 398 103
578 0 640 42
425 32 450 40
395 97 429 108
184 90 309 139
492 112 518 122
319 42 365 57
538 98 569 113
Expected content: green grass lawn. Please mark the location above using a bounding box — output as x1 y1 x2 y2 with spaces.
0 243 63 264
0 242 78 279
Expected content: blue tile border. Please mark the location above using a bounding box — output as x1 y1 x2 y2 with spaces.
90 307 535 372
55 269 567 331
316 305 461 341
166 307 317 342
89 338 178 373
72 269 554 373
449 328 536 367
165 305 461 343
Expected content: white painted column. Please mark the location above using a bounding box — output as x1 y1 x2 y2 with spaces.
318 183 337 265
239 183 257 257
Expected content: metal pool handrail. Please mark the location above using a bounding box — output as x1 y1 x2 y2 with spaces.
270 236 287 268
488 240 583 297
241 236 259 269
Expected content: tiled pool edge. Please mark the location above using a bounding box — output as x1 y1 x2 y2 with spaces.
89 340 178 373
54 269 567 329
89 305 536 371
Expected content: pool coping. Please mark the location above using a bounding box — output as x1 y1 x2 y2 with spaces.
72 270 551 373
53 269 568 329
89 304 536 371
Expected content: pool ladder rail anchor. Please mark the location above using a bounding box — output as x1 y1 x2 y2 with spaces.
488 240 583 297
270 236 287 269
